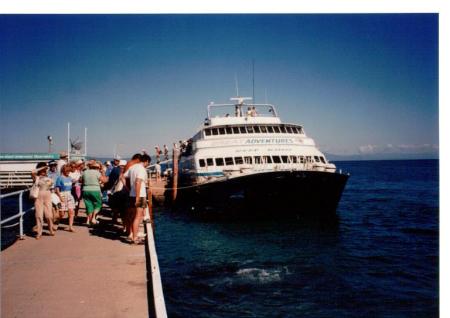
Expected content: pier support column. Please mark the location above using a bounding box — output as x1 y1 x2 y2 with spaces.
172 145 179 202
147 175 153 226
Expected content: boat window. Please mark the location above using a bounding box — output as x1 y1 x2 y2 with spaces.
273 126 280 133
254 156 262 164
299 156 305 163
233 126 240 134
218 127 226 135
253 126 261 133
260 126 267 133
272 156 281 163
314 156 320 163
247 126 254 133
212 129 219 136
293 127 300 134
225 127 232 134
205 129 212 136
320 156 326 163
199 159 206 167
290 155 298 163
215 158 224 166
206 158 214 166
244 156 252 164
239 126 247 133
305 156 312 163
299 127 304 134
225 157 234 166
286 126 293 134
281 156 289 163
267 126 274 133
280 126 287 133
264 156 273 164
234 157 243 164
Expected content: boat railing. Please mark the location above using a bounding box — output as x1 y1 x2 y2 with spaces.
0 170 34 189
0 188 34 239
207 103 278 119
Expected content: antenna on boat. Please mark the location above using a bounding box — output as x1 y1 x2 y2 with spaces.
67 122 71 161
252 59 255 104
234 73 240 97
84 127 87 157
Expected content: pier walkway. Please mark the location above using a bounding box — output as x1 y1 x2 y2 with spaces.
1 210 150 318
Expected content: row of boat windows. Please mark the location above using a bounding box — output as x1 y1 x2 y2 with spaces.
198 155 326 167
204 124 304 136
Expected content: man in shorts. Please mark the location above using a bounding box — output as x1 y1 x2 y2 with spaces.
124 154 151 244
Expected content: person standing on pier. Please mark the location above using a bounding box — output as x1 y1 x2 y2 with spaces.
155 161 161 182
69 160 83 217
124 154 151 244
47 160 59 185
163 144 169 161
81 160 108 226
31 162 55 239
55 165 76 232
155 146 162 162
56 151 68 174
108 160 128 226
47 160 61 230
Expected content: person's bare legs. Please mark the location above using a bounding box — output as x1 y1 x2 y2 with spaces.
43 197 55 236
34 197 44 239
68 208 75 232
132 207 144 242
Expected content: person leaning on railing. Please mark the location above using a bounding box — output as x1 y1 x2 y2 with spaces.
31 162 55 239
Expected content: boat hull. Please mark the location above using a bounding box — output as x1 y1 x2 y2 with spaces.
174 170 349 219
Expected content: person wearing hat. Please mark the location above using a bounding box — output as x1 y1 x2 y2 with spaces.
81 160 108 225
31 162 55 239
109 159 128 226
47 160 61 230
47 160 59 185
69 160 84 217
57 151 68 174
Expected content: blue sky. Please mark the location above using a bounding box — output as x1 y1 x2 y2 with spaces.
0 14 438 158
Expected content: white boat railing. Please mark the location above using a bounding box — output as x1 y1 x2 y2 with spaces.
0 189 35 239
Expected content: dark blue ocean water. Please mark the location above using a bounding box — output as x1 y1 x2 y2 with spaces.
154 160 439 317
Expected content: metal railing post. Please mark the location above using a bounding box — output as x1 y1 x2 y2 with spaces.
19 191 25 239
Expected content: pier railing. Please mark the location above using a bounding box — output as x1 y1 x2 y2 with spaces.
0 189 34 239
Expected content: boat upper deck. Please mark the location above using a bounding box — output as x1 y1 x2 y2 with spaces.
206 98 281 125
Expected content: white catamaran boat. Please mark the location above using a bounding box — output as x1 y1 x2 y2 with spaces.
175 97 349 218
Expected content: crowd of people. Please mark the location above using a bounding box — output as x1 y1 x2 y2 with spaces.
30 151 153 245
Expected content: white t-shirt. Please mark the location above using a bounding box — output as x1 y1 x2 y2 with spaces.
124 164 148 198
69 170 81 183
57 159 67 174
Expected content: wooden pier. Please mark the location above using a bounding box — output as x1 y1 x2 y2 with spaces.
1 207 162 318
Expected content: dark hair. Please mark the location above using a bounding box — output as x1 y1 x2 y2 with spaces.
141 154 151 163
36 162 47 169
131 153 142 160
